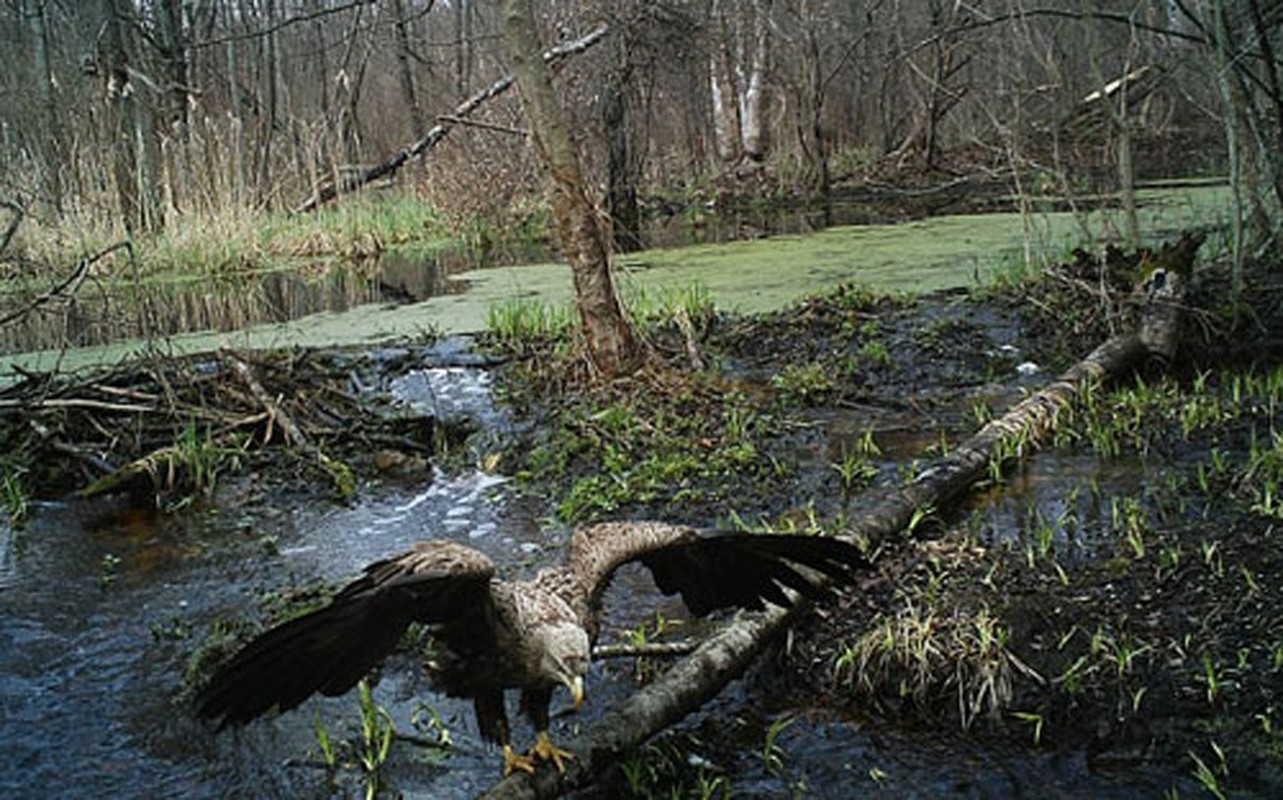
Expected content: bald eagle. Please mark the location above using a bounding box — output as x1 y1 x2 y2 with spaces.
194 522 864 775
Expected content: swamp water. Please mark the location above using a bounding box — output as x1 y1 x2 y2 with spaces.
0 182 1226 381
0 183 1236 796
0 346 1214 798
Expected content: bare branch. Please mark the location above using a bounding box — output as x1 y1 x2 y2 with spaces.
293 23 610 213
0 241 131 330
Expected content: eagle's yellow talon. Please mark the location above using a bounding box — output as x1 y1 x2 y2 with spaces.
502 744 536 776
531 730 575 774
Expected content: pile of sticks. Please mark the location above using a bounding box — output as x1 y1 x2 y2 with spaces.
0 347 430 505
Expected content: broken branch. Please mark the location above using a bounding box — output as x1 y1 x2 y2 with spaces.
293 23 608 212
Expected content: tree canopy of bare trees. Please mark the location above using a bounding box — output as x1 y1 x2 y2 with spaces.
0 2 1276 265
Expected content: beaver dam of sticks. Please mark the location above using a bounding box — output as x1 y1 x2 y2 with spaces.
3 238 1283 797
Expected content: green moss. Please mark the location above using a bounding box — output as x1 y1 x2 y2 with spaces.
771 363 837 405
508 370 778 523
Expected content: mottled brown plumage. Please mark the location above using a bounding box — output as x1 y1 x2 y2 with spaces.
194 523 863 774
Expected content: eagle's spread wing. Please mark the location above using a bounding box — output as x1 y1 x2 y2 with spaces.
195 541 496 727
568 522 864 617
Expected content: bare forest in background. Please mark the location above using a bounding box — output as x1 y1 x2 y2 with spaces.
0 1 1279 262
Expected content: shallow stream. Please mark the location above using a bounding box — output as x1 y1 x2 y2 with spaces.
0 344 1219 798
0 182 1243 796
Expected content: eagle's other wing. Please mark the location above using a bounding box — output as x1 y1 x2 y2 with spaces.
195 540 496 726
568 522 864 617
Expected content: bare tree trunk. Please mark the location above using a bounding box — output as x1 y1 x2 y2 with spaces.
739 0 772 162
500 2 641 376
604 62 642 253
334 3 372 166
28 0 64 214
709 0 772 166
227 1 246 208
1244 0 1283 220
709 0 743 164
308 0 332 189
99 0 145 232
257 0 280 205
802 21 831 219
156 0 189 137
392 0 428 139
454 0 474 98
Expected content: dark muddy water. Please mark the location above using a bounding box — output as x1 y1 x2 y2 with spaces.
0 350 1215 799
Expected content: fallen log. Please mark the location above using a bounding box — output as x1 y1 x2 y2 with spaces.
293 24 609 213
478 233 1201 799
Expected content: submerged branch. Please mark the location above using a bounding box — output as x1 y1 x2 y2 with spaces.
0 241 130 329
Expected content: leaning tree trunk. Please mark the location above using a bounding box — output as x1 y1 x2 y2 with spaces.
479 233 1200 799
500 1 642 377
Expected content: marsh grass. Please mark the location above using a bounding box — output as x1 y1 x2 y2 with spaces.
616 738 731 799
834 595 1027 729
1057 365 1283 521
621 281 715 327
485 296 577 348
356 680 396 800
8 192 455 284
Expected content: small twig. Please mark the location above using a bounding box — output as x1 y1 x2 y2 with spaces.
90 383 162 403
226 352 310 448
0 397 154 413
673 307 707 371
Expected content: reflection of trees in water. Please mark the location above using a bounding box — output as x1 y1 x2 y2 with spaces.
3 265 388 352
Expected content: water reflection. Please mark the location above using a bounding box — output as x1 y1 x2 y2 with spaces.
0 182 1226 359
0 250 470 355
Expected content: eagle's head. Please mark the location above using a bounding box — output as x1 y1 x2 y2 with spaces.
533 621 590 708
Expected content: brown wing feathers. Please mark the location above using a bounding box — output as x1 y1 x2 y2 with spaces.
195 542 495 727
195 528 863 730
195 592 414 726
637 532 863 617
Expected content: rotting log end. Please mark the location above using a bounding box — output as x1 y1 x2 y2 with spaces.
1137 230 1202 363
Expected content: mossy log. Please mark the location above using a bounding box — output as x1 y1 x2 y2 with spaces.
478 234 1201 799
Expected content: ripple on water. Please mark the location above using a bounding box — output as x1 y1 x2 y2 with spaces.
0 356 546 798
388 367 504 429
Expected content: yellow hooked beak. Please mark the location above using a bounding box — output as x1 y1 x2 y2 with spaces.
567 675 585 709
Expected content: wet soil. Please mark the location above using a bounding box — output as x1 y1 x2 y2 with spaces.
4 242 1282 797
490 252 1283 797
